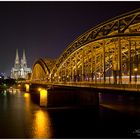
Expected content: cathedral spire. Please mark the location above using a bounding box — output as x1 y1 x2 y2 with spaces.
21 49 27 67
14 49 20 68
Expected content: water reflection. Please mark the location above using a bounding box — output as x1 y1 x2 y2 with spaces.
8 87 20 95
24 92 31 111
23 92 52 138
24 92 30 98
32 109 52 138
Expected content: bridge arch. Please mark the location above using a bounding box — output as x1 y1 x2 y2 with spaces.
31 58 56 81
50 9 140 84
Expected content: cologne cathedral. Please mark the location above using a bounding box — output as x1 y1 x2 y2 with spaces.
11 49 32 79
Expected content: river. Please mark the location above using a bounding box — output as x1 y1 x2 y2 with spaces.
0 88 139 138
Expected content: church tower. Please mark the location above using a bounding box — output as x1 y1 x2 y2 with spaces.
14 49 20 68
21 49 27 68
11 49 32 79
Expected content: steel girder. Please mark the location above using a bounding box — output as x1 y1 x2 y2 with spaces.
52 9 140 76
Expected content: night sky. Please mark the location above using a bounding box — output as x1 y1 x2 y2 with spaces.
0 1 140 76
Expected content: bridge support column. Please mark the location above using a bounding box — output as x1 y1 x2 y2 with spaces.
118 38 122 84
129 39 132 84
82 49 85 81
134 41 138 83
103 40 106 84
94 50 97 84
64 64 67 82
70 58 73 82
91 46 93 81
108 48 111 84
75 53 78 82
113 41 117 84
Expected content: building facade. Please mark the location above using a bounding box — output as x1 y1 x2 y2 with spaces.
11 49 32 79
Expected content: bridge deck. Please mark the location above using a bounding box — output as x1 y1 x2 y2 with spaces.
23 80 140 92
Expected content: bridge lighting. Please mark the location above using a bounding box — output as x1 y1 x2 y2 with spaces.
25 84 30 92
134 68 138 83
134 68 138 72
18 84 21 87
40 89 48 107
24 93 30 98
38 88 42 92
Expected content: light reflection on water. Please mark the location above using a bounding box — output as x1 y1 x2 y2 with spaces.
23 92 52 138
0 89 53 138
1 88 140 138
32 109 52 138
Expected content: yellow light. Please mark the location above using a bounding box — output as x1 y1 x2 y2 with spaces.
40 89 47 96
40 89 48 107
32 110 52 138
25 84 30 92
38 88 42 92
134 68 138 72
18 84 21 87
24 93 30 98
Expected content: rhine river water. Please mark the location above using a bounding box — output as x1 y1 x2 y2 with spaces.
0 88 140 138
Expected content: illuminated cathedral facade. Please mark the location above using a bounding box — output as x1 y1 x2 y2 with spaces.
11 49 32 79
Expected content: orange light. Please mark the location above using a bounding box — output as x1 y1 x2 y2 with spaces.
18 84 21 87
134 68 138 72
40 89 48 107
24 93 30 98
38 88 42 92
32 110 52 138
25 84 30 92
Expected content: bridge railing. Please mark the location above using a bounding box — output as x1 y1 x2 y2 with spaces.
52 81 140 91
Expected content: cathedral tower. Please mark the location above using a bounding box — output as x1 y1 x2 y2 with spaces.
11 49 31 79
21 49 27 68
14 49 20 68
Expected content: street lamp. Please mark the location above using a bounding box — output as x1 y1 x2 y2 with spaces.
134 67 138 83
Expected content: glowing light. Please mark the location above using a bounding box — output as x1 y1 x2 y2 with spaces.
38 88 42 92
25 84 30 92
18 84 21 87
24 92 30 98
32 110 52 138
134 68 138 72
40 89 48 107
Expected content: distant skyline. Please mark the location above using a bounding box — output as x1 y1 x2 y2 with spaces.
0 1 140 76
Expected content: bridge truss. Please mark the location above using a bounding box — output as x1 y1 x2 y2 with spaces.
32 9 140 84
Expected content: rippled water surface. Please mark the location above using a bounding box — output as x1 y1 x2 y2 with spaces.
0 89 140 138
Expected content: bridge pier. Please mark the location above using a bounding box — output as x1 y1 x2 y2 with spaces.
27 83 99 109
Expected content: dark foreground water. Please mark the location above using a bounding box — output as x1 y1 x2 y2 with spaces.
0 89 140 138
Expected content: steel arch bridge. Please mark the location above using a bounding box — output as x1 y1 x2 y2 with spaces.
31 58 56 81
31 9 140 85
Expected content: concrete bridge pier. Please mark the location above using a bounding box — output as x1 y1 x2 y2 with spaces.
23 83 99 109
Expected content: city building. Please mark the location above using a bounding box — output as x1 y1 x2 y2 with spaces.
11 49 32 79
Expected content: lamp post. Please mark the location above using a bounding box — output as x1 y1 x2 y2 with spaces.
134 68 138 84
